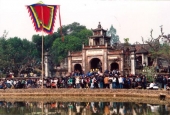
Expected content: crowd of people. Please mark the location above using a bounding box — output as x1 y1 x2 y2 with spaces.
0 69 170 90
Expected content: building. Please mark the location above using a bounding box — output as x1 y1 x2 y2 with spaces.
67 22 168 75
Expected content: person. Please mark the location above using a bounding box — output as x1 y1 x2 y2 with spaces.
104 74 109 88
93 76 99 88
80 77 84 88
0 79 3 89
112 76 117 89
67 77 73 88
90 76 95 88
142 75 147 89
149 81 154 89
51 81 56 88
53 78 58 88
98 76 104 88
2 81 7 90
166 77 170 90
163 76 167 90
118 75 123 89
75 76 80 88
156 65 159 72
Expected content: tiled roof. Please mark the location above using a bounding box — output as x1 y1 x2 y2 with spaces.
135 44 149 54
111 43 149 54
90 35 111 38
136 47 148 54
92 28 107 31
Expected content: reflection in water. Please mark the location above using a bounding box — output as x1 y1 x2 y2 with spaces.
0 101 169 115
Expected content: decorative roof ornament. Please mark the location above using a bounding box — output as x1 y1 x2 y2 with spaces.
98 22 101 28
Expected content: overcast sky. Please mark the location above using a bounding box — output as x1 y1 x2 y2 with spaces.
0 0 170 43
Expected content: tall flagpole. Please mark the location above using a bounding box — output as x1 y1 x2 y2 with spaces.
41 5 44 89
27 3 59 89
58 5 64 42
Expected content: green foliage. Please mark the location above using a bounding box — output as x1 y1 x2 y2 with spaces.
32 22 92 65
32 34 42 57
124 38 129 44
0 22 92 76
0 38 8 68
75 29 92 45
158 43 170 62
0 36 39 76
61 22 86 36
142 66 156 82
52 28 92 64
51 22 92 64
107 25 119 45
147 39 170 64
145 28 170 66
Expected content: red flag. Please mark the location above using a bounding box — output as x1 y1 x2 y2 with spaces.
26 2 61 35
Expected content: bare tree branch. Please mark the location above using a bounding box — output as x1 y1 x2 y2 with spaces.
150 29 154 41
160 25 164 36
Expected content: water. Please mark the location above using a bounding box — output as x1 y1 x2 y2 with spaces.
0 101 169 115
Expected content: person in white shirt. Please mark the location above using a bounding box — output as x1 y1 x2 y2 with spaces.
91 76 96 89
75 76 80 88
53 78 58 88
149 81 155 89
119 76 124 89
7 79 12 88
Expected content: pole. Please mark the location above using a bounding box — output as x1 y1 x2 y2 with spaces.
41 5 44 89
41 33 44 89
58 5 64 41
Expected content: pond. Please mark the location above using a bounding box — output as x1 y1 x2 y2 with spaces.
0 100 169 115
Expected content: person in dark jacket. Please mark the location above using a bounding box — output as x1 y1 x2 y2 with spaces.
163 75 167 90
142 75 147 89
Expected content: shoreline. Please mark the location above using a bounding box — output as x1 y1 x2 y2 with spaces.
0 89 170 104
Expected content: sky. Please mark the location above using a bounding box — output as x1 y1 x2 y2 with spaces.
0 0 170 43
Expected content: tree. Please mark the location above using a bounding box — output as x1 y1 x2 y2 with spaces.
75 29 92 45
0 35 39 77
124 38 130 45
144 26 170 65
142 66 156 82
51 23 92 64
107 25 120 46
32 34 43 58
32 22 91 64
1 30 8 39
0 22 92 76
52 35 83 64
61 22 86 36
159 43 170 62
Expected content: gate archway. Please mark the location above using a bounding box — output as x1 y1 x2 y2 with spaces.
74 64 82 74
110 62 119 71
90 58 102 72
